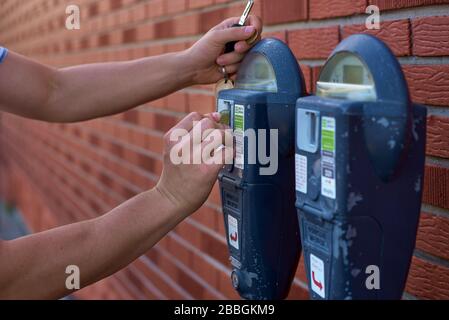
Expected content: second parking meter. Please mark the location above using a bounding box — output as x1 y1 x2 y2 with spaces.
295 34 427 300
217 38 306 300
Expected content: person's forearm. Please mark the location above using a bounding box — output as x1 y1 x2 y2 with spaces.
47 51 196 122
0 188 185 299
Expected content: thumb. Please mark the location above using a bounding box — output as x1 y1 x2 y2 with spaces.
212 25 256 46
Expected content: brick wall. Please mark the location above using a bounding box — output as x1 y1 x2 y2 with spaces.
0 0 448 300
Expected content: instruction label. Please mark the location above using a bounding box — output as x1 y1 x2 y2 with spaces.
295 154 307 194
234 104 245 170
310 254 325 298
321 117 336 199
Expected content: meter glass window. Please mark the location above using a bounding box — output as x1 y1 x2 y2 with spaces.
316 52 377 101
217 99 233 126
235 53 278 93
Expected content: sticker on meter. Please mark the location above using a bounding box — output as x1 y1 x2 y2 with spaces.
321 117 336 199
310 254 326 298
234 104 245 170
296 154 307 194
228 215 239 250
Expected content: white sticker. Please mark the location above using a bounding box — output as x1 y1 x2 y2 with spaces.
228 215 239 250
295 154 307 194
321 117 336 199
310 254 325 298
234 104 245 170
322 176 336 199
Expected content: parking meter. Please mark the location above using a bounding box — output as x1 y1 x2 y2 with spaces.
217 38 306 300
295 34 427 300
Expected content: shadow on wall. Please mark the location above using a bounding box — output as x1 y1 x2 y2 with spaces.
0 201 30 240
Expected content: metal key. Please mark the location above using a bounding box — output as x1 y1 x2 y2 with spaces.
224 0 255 54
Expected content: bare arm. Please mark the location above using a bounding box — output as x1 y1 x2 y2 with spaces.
0 51 194 122
0 16 262 122
0 189 181 299
0 112 233 299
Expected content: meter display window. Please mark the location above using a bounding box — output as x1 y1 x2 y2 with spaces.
316 53 377 102
217 99 233 126
235 53 278 93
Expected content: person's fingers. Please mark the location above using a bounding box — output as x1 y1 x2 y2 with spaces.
204 112 222 124
164 112 203 149
190 117 221 144
202 129 225 155
172 112 203 132
216 51 245 66
203 128 233 153
201 128 234 164
222 63 241 75
234 33 262 53
210 145 234 168
212 17 240 31
246 15 263 36
210 25 256 46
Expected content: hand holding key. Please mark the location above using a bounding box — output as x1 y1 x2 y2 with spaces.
224 0 257 54
184 13 262 85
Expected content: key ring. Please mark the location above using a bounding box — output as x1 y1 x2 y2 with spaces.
221 66 230 83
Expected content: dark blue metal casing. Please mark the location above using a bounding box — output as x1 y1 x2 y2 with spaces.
217 38 306 300
295 34 427 299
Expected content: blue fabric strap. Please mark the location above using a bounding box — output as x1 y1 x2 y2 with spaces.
0 47 8 63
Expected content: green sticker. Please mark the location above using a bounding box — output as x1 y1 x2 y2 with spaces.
234 104 245 170
321 117 335 152
321 116 336 199
234 105 244 131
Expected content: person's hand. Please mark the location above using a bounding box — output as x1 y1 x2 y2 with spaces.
184 16 263 85
156 112 234 216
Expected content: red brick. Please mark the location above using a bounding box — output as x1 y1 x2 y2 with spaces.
187 93 215 114
200 7 226 33
88 2 99 17
110 0 123 11
288 26 340 59
262 0 307 25
189 0 213 9
310 0 367 19
154 20 174 39
287 282 310 300
174 13 200 36
299 64 312 94
423 165 449 210
166 92 189 113
146 0 165 18
136 23 155 41
427 115 449 159
218 270 241 299
342 19 411 57
406 256 449 299
413 16 449 57
166 0 187 14
311 66 322 93
403 65 449 107
370 0 449 10
417 212 449 260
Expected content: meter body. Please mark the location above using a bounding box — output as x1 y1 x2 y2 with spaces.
295 34 427 299
217 38 306 300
